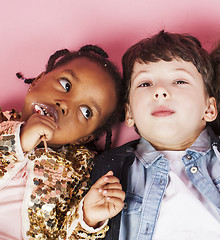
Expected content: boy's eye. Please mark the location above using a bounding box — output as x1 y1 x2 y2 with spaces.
174 80 188 85
138 82 152 87
59 78 71 92
79 106 93 120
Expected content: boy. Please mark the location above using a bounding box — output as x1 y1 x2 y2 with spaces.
91 31 220 240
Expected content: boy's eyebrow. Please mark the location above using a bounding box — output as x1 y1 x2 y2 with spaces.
131 70 150 81
175 67 194 75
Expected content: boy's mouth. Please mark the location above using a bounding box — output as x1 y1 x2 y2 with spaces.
151 106 175 117
33 103 58 122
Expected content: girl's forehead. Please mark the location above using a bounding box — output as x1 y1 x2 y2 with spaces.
54 57 106 76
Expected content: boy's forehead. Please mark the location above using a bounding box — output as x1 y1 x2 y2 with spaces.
131 59 201 80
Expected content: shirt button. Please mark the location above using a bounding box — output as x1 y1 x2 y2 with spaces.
190 166 198 173
186 155 192 160
124 202 128 209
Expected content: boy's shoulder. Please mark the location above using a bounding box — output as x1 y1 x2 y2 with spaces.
92 139 140 181
98 138 140 158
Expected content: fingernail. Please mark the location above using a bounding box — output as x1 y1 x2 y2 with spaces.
99 188 103 193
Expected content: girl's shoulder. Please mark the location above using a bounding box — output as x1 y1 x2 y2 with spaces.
0 108 22 122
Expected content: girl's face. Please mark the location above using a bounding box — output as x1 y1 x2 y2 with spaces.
22 57 117 147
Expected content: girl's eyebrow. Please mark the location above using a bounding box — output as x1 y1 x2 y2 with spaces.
91 100 101 116
63 69 80 81
63 69 101 117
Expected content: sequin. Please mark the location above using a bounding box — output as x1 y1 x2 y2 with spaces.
1 111 108 239
25 145 96 239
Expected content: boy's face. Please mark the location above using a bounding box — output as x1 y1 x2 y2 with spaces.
125 59 217 150
22 57 116 147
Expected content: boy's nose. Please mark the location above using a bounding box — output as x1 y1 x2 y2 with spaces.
153 87 170 100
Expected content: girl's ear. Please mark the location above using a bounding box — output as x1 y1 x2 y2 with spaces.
28 72 46 91
204 97 218 122
73 134 95 145
125 103 135 127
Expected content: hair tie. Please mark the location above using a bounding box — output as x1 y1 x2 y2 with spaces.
16 72 26 81
16 72 35 84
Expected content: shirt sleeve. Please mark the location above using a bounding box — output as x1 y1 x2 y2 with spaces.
66 198 109 239
0 119 26 190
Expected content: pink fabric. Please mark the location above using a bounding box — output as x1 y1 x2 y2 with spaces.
0 168 27 240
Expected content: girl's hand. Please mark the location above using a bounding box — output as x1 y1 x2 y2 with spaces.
20 113 57 152
83 171 125 228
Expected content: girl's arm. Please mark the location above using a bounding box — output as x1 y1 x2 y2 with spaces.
0 109 27 190
67 171 125 239
22 145 111 239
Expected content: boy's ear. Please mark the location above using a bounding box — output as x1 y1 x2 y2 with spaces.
204 97 218 122
28 72 46 91
125 103 135 127
73 134 95 145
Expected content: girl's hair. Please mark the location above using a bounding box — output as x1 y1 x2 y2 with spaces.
17 45 124 149
122 30 214 103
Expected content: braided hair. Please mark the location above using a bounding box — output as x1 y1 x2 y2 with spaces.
16 45 124 150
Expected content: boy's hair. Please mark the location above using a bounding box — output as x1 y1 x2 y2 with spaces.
17 45 124 149
122 30 214 103
210 43 220 135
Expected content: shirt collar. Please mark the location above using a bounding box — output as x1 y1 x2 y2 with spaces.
135 128 211 167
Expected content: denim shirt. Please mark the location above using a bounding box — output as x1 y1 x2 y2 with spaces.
119 130 220 240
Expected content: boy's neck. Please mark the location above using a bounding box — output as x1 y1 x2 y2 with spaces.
149 132 203 151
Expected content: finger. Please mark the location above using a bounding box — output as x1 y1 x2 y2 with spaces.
36 115 57 129
102 182 122 191
31 113 57 129
91 171 115 189
105 197 125 209
102 175 120 184
105 170 114 176
102 189 125 201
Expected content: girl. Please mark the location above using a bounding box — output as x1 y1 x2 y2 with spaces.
0 45 125 239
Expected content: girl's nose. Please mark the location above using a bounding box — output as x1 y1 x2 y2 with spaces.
56 101 68 115
153 87 170 100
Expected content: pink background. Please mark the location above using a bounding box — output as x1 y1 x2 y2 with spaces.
1 0 220 148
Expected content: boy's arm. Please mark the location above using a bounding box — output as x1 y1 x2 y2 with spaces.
0 110 27 190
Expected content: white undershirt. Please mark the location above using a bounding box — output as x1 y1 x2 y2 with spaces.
0 168 26 240
153 151 220 240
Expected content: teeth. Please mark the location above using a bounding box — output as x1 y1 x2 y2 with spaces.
34 105 51 117
34 105 45 116
33 103 58 122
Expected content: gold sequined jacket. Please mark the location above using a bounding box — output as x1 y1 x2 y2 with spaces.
0 109 108 240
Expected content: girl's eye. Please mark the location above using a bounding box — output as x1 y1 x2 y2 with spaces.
138 82 152 87
174 80 188 85
79 106 93 120
59 78 71 92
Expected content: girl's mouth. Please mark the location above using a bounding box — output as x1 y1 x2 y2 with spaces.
33 103 58 122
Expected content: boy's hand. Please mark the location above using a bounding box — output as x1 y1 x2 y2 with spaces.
83 171 125 228
20 113 57 152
